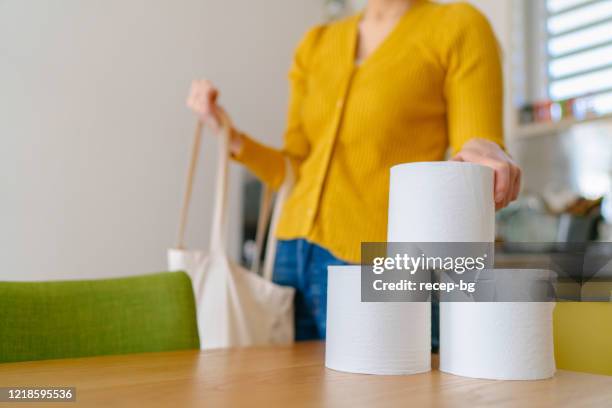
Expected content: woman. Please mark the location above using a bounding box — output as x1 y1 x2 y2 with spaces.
187 0 521 347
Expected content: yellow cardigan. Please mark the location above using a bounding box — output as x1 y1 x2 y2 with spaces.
234 0 504 263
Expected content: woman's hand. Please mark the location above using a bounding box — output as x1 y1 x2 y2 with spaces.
186 79 243 154
187 79 222 129
452 138 521 210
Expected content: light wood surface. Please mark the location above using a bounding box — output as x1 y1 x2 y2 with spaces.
0 342 610 407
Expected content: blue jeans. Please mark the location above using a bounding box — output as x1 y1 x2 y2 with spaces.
273 239 348 340
273 239 439 349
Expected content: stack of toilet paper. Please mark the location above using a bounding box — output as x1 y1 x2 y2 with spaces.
325 162 556 380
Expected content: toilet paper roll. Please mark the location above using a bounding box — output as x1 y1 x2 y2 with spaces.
325 265 430 375
388 162 495 242
439 269 556 302
440 301 556 380
385 162 494 373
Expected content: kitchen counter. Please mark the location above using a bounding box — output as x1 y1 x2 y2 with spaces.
494 252 554 269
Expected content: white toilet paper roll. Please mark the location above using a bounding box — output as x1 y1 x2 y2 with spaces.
384 162 494 375
388 162 495 242
440 301 556 380
325 265 430 375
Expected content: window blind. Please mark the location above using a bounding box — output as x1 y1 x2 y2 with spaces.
546 0 612 108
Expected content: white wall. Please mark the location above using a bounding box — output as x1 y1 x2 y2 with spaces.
0 0 323 281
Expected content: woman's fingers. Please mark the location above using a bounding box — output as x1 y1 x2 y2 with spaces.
187 79 220 124
452 150 509 206
508 164 522 203
452 138 522 210
493 161 511 209
500 161 521 208
497 159 522 209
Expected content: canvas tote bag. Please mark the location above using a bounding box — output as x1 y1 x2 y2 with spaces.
168 116 295 349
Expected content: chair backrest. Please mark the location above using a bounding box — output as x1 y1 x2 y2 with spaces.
0 272 199 363
554 302 612 376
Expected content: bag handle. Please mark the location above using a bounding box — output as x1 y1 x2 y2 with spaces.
175 112 232 252
175 112 293 275
209 111 232 253
250 185 274 275
262 160 293 280
175 120 204 250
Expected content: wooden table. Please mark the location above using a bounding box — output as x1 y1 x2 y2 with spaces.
0 342 610 407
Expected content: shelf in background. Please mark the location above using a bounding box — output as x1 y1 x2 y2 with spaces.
515 112 612 138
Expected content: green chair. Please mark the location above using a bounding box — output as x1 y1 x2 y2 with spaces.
0 272 200 363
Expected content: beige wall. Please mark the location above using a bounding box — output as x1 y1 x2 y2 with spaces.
0 0 324 281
